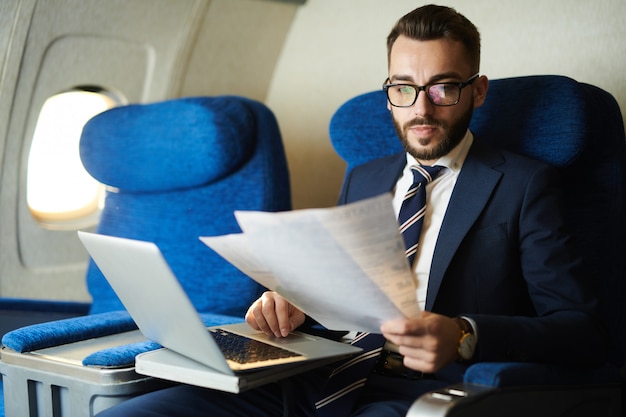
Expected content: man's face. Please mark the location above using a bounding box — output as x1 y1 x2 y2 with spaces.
387 35 487 164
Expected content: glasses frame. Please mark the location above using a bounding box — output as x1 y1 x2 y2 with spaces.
382 73 480 107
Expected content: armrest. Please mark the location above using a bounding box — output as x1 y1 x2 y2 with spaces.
81 312 244 367
407 362 623 416
406 382 496 417
2 308 244 368
83 339 161 367
406 381 622 417
1 310 136 353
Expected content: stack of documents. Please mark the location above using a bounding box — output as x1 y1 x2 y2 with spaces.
201 194 421 333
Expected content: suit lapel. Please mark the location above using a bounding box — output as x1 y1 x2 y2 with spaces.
351 153 405 199
425 141 504 311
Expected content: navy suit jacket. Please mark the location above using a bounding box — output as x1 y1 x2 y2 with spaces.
337 138 606 366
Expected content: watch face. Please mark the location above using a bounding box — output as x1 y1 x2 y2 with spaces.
459 333 477 360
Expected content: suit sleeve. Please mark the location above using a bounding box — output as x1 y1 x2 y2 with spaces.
467 164 607 365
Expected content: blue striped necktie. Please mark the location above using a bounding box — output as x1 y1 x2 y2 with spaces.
315 165 443 416
399 165 444 266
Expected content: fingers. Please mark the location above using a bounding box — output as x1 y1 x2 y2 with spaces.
245 291 304 337
400 350 440 374
380 315 428 344
380 313 460 373
244 298 264 331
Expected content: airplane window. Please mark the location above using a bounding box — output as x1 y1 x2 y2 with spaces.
27 87 124 229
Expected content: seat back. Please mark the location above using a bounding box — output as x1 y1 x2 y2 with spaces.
80 96 291 316
329 75 626 369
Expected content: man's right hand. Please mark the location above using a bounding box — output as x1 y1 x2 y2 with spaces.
245 291 305 338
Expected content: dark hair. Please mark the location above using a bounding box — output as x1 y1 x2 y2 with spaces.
387 4 481 73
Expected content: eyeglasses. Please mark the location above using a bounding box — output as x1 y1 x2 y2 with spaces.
382 73 479 107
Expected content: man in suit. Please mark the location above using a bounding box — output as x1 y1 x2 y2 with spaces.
97 4 606 417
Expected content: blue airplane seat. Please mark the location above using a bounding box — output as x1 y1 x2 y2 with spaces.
82 95 291 316
0 95 291 416
329 75 625 416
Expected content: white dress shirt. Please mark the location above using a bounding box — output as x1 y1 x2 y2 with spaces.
391 131 473 310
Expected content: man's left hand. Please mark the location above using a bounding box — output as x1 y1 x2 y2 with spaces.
380 311 462 373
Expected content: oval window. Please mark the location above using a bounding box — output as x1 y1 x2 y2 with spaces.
27 87 123 228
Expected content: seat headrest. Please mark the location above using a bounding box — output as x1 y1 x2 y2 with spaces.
80 96 255 192
469 75 587 166
329 90 402 170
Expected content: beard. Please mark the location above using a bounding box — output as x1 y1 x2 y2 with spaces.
392 105 474 162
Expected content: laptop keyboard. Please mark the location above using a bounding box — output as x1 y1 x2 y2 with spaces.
210 328 302 364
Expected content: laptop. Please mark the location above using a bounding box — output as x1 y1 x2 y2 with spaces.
77 231 361 389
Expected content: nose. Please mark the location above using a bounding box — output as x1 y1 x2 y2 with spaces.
412 89 434 117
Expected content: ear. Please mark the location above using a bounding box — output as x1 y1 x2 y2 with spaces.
472 75 489 109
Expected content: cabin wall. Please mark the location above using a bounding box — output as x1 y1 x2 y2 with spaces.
0 0 298 301
265 0 626 209
0 0 210 301
0 0 624 302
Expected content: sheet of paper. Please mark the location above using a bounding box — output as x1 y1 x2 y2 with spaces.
201 194 420 332
199 234 278 290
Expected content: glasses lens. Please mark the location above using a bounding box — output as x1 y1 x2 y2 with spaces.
387 85 416 107
427 84 460 106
